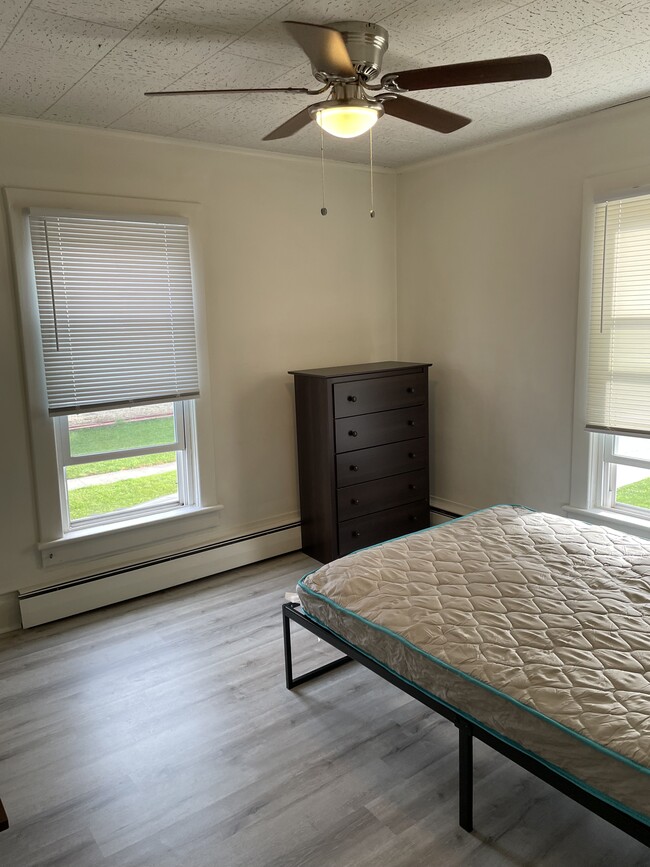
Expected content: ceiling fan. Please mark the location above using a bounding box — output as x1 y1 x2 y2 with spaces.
145 20 552 141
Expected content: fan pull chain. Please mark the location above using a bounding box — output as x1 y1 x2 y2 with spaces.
320 127 327 216
369 127 376 219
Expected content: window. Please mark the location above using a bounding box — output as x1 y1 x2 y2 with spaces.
28 209 201 533
591 435 650 519
572 187 650 531
7 188 218 566
54 401 196 530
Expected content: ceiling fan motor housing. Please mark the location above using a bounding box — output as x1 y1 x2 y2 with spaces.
330 21 389 81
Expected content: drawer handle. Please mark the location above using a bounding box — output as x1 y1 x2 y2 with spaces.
348 430 358 437
352 530 361 538
408 483 417 490
407 419 416 426
351 498 360 505
350 464 359 472
409 514 419 522
406 387 416 394
408 452 416 459
347 395 357 402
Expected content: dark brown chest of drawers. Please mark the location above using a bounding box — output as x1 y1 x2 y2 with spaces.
289 361 432 564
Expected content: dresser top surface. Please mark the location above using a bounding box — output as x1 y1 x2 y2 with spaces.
289 361 431 379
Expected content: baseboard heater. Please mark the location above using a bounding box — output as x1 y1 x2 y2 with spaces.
429 505 462 520
19 521 302 628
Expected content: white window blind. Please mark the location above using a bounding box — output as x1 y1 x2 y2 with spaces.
29 211 200 416
586 194 650 438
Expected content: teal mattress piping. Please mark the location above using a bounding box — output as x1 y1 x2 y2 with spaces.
297 603 650 828
297 506 650 784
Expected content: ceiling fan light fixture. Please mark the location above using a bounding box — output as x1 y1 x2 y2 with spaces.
146 19 552 145
311 100 383 138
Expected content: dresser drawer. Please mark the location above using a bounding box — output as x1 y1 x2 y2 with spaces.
338 501 430 557
337 470 427 522
335 404 426 453
336 438 426 487
333 372 427 418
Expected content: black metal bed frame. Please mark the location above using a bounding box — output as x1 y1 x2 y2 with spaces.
282 602 650 847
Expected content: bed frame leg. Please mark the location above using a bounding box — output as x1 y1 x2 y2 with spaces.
458 721 474 832
282 603 353 690
283 603 295 689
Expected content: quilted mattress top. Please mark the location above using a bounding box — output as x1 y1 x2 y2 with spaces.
298 506 650 770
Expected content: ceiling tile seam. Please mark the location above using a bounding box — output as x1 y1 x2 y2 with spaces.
164 82 305 139
28 4 129 29
112 91 244 135
368 0 431 27
467 29 650 108
407 0 635 63
108 62 296 136
34 9 244 124
393 92 648 173
402 2 536 59
394 5 650 109
34 5 169 119
0 0 35 53
452 27 650 109
162 0 300 81
537 41 650 91
108 2 305 130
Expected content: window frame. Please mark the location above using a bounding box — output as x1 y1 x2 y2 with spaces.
591 432 650 519
6 188 221 568
53 400 197 532
569 171 650 539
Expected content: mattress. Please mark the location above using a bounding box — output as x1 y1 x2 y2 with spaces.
297 505 650 823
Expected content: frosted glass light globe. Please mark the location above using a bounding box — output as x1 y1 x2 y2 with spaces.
315 105 380 138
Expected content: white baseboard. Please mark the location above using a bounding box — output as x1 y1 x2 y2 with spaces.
0 592 21 634
19 524 301 628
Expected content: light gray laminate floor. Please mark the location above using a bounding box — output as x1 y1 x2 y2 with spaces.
0 552 647 867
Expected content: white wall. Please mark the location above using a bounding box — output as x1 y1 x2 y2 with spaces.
8 95 650 629
396 100 650 515
0 116 396 624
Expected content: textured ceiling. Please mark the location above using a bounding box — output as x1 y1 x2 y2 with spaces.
2 0 650 167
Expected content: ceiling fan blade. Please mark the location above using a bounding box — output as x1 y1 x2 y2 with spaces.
145 86 313 96
263 107 314 141
384 54 552 91
284 20 355 78
382 96 471 134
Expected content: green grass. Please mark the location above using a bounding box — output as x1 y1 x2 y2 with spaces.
70 416 175 456
68 416 176 478
616 477 650 508
67 452 175 479
67 416 179 519
68 471 178 520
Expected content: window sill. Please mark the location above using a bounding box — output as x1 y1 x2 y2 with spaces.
39 504 224 567
563 505 650 541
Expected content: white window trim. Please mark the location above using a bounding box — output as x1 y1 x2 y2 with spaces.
54 400 194 533
5 188 221 565
568 170 650 540
600 433 650 520
39 504 224 568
